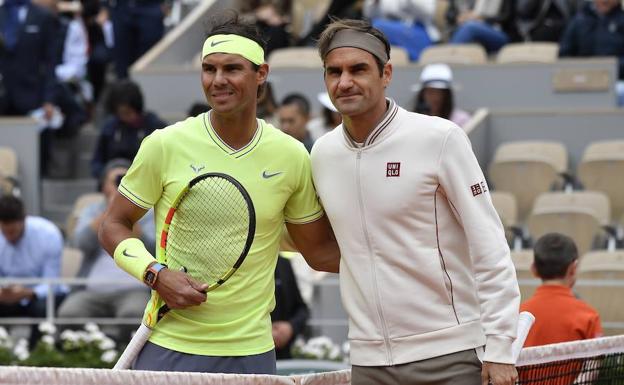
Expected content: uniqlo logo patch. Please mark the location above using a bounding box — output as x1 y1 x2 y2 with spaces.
471 183 482 196
386 162 400 177
471 180 488 196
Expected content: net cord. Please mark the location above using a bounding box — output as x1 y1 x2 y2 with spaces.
516 334 624 367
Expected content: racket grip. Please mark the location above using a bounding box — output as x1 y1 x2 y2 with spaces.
512 311 535 363
113 323 152 370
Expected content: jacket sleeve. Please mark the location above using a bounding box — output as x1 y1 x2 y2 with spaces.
437 126 520 364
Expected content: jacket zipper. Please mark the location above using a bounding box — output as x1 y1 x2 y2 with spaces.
355 150 393 365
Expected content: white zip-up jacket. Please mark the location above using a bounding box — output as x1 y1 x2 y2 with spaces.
311 100 520 366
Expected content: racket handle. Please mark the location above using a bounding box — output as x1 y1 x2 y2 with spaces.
113 323 152 370
512 311 535 363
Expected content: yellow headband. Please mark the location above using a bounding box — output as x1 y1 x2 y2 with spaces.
202 34 265 65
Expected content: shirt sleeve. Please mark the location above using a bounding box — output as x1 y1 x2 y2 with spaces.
118 130 164 209
438 126 520 364
34 223 64 299
73 202 102 258
284 144 324 224
588 312 604 339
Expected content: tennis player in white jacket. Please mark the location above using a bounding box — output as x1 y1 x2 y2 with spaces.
311 19 520 385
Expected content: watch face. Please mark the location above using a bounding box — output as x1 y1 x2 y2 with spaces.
145 271 156 285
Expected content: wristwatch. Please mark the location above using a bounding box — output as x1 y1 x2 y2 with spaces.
144 262 167 289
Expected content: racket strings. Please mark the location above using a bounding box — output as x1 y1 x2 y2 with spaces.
165 176 251 284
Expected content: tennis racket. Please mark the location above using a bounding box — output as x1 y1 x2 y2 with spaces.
113 172 256 370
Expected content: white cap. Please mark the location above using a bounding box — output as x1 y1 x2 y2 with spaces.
317 92 338 112
418 63 453 90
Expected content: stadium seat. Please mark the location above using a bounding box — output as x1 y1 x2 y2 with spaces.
527 191 610 256
577 250 624 335
389 46 410 66
419 44 487 65
268 47 322 68
488 141 569 222
496 42 559 64
577 140 624 224
490 191 521 248
511 249 538 300
0 146 17 177
0 146 19 196
65 192 105 244
61 247 84 278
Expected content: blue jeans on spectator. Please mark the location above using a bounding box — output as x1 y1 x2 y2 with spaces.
372 18 432 61
451 20 509 53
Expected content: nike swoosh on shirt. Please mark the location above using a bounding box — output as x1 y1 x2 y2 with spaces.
211 40 231 47
122 249 138 258
262 171 283 179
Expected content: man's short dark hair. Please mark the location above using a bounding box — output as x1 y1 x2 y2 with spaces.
280 93 311 116
105 80 144 114
317 18 391 76
0 195 25 222
533 233 579 280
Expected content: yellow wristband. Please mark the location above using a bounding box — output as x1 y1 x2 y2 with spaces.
113 238 156 282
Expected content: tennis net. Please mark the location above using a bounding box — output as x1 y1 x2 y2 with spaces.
516 334 624 385
0 335 622 385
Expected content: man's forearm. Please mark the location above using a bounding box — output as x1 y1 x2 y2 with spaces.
304 240 340 273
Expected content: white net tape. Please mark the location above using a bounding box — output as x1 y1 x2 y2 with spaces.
516 334 624 366
3 335 623 385
0 366 351 385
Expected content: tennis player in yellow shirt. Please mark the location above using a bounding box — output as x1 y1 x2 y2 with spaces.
99 11 339 374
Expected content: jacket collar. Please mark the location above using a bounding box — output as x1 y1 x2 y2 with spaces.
342 98 399 149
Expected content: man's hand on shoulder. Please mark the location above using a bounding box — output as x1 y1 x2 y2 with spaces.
482 362 517 385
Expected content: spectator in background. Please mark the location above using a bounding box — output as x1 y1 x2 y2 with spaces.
559 0 624 106
186 102 211 117
91 79 167 178
278 93 314 152
257 81 279 126
82 0 114 103
363 0 439 61
58 159 153 343
0 195 65 348
34 0 89 145
271 255 310 359
0 0 59 116
238 0 291 55
307 92 342 141
412 63 471 127
520 233 603 347
107 0 164 78
516 0 579 42
449 0 518 53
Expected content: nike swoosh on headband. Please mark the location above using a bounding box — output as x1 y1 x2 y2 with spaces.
211 40 231 47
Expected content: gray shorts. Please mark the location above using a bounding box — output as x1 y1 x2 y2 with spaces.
133 341 276 374
352 349 482 385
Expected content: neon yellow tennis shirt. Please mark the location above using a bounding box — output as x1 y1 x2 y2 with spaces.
118 112 323 356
